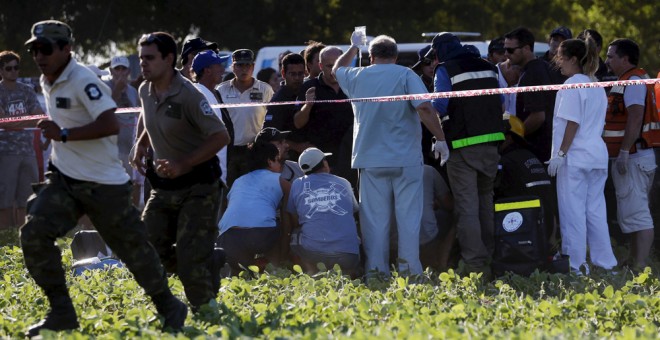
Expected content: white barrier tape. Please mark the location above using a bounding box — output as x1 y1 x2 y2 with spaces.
2 78 659 124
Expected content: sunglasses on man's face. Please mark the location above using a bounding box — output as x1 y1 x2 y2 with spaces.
28 44 54 57
139 33 164 45
504 46 523 54
3 65 19 72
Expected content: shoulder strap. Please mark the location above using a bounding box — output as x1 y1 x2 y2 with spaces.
215 89 235 146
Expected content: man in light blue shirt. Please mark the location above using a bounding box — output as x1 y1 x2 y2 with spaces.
333 33 449 276
288 147 360 276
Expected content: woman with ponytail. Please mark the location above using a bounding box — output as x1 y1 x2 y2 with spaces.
546 35 617 274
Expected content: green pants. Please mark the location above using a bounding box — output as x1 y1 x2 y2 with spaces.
143 181 220 308
20 170 169 296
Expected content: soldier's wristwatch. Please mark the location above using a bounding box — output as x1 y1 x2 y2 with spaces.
60 128 69 143
558 150 566 158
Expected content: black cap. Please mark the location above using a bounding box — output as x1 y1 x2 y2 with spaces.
255 127 290 143
550 26 572 40
181 37 218 65
425 32 463 63
488 37 505 53
412 45 432 69
232 49 255 64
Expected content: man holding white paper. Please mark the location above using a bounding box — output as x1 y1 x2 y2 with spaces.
333 30 448 276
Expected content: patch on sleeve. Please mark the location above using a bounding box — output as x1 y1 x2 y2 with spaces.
84 84 103 100
200 99 214 116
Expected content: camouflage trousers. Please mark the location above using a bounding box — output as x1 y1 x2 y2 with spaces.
20 170 169 296
142 181 220 308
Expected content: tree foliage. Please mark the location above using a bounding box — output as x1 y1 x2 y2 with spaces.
0 0 658 76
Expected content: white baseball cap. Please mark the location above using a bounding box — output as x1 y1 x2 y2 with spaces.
298 147 332 174
110 56 130 69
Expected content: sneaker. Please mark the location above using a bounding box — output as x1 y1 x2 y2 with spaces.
27 305 79 337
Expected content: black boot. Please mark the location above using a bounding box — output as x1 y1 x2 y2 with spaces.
152 291 188 332
27 289 79 337
210 247 226 294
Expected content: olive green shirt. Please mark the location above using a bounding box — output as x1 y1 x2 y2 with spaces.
139 71 226 160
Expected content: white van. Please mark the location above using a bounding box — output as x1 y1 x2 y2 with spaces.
253 37 549 77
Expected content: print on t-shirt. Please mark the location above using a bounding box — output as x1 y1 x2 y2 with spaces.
302 181 349 218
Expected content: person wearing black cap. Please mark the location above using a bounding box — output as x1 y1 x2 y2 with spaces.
487 37 507 65
543 26 573 84
20 21 187 336
255 127 305 182
428 32 504 276
180 37 218 80
410 45 439 166
217 49 274 187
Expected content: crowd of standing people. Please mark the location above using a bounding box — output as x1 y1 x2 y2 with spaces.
0 18 658 336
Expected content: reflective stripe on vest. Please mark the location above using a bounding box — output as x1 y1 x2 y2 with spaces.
525 180 551 188
495 199 541 212
450 70 498 86
607 121 660 137
603 68 659 156
451 132 505 149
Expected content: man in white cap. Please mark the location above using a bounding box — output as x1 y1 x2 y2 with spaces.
105 56 138 108
104 55 140 202
287 147 361 276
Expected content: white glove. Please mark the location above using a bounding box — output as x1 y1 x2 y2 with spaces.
615 149 629 175
351 30 366 48
432 139 450 166
545 155 565 177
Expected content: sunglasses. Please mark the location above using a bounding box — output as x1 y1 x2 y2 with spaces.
139 33 165 45
28 44 54 57
3 65 19 72
505 46 523 54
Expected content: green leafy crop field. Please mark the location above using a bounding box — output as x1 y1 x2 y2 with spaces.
1 229 659 339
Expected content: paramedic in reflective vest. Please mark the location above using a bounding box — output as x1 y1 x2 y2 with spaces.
428 32 504 275
604 38 658 269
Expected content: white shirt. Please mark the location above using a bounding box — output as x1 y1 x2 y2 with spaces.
216 78 273 146
41 56 128 184
194 83 228 185
552 73 608 169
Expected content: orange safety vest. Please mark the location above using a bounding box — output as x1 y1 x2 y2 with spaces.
603 68 660 157
656 71 660 112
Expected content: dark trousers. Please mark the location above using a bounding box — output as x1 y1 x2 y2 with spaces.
218 227 280 274
143 181 220 308
20 170 169 297
226 145 250 188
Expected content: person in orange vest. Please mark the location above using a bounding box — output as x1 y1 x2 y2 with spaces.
604 38 658 269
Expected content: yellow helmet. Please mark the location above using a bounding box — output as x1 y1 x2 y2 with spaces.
503 113 525 139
